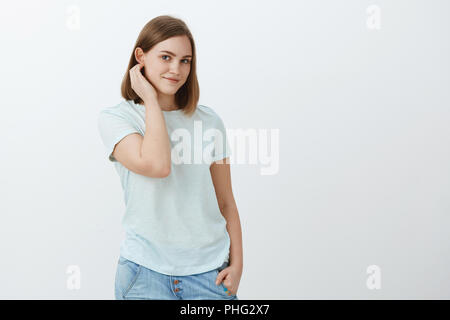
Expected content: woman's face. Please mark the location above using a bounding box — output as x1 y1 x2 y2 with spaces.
135 35 192 98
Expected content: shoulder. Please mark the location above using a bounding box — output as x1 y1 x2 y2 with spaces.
98 100 132 119
197 104 223 122
196 104 230 135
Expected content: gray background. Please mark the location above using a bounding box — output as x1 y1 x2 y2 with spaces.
0 0 449 299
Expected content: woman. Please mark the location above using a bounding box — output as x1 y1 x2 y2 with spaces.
97 15 243 300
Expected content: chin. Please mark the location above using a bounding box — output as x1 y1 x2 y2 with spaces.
159 88 178 95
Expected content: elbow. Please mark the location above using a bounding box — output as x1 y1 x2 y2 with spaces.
159 165 171 178
143 161 171 178
153 161 171 178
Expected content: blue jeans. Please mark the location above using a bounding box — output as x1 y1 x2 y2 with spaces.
114 256 239 300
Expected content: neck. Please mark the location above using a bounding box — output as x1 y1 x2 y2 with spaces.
157 93 179 111
160 105 179 111
137 100 179 111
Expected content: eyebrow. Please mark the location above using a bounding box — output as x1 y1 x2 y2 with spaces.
160 50 192 58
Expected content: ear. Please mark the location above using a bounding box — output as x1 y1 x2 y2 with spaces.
134 47 145 65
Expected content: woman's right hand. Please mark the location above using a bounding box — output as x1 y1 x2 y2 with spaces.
129 63 158 104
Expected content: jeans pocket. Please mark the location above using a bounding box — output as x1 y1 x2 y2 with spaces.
215 268 237 298
115 257 142 299
118 256 129 265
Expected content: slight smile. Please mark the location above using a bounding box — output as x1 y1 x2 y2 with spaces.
164 77 180 83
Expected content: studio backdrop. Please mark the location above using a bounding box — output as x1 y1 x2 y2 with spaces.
0 0 449 299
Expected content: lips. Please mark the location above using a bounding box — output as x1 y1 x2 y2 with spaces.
164 77 180 82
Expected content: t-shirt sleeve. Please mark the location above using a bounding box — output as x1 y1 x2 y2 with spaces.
97 110 140 162
210 113 232 163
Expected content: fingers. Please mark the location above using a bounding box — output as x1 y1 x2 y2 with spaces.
129 63 143 77
132 64 146 81
133 64 143 74
215 277 221 286
217 274 235 295
129 67 137 89
215 271 225 285
129 63 145 89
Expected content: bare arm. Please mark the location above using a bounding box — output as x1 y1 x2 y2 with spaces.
210 159 243 269
210 159 243 295
140 98 172 176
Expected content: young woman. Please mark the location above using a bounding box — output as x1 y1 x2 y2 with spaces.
97 15 243 300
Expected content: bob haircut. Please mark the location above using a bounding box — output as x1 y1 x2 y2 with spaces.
121 15 199 117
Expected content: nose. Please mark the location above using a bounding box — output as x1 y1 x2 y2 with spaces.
169 61 182 75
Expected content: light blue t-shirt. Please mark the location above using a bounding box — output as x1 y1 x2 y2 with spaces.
97 99 232 276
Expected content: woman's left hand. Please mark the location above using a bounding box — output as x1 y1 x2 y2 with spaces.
215 264 242 296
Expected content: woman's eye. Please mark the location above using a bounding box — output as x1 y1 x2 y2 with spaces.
162 55 191 64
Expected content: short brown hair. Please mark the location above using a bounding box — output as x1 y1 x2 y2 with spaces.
121 15 200 117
